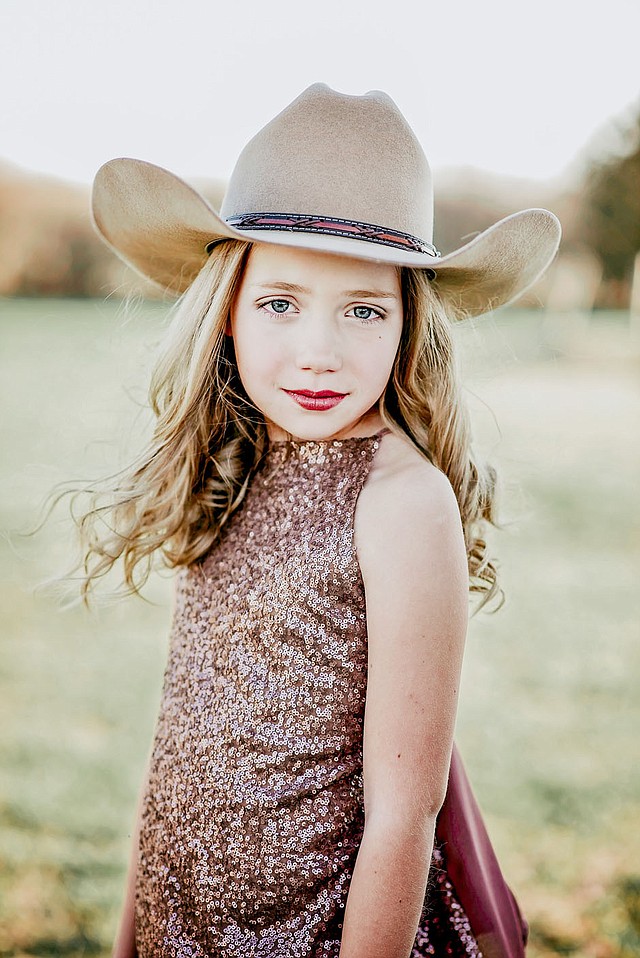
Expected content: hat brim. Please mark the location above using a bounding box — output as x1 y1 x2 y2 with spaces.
92 158 561 317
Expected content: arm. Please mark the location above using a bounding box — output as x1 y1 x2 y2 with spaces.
112 763 149 958
339 444 469 958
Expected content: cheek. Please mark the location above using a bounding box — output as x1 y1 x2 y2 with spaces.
231 317 281 385
359 328 400 386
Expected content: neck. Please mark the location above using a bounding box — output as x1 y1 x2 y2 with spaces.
265 409 385 443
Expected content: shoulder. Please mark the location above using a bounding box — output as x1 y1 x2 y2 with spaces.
355 428 468 612
356 429 465 568
354 431 469 825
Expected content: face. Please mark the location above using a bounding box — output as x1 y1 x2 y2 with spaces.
228 243 403 442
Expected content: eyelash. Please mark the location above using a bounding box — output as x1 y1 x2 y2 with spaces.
258 299 385 324
259 299 295 317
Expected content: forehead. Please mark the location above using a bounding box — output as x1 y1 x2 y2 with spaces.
240 242 401 294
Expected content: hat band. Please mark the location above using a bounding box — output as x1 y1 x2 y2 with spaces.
225 212 440 257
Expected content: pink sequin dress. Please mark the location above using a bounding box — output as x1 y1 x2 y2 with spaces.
134 429 482 958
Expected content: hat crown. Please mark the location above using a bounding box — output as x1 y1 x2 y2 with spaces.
220 83 434 242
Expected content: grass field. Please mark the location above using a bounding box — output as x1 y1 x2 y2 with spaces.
1 297 638 957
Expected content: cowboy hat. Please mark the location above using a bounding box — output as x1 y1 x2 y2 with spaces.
91 83 561 317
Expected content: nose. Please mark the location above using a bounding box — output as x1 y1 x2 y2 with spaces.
295 315 343 373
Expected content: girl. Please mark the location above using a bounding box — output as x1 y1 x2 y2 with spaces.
80 84 560 958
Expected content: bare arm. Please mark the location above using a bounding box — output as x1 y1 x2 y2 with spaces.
339 813 436 958
339 440 469 958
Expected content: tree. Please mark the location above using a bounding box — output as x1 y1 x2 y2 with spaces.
578 104 640 300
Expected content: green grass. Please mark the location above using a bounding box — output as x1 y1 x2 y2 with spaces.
1 298 638 957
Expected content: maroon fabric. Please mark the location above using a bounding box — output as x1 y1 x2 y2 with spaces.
436 745 529 958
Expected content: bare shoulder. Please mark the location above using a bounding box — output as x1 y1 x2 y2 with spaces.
354 431 469 826
356 430 464 560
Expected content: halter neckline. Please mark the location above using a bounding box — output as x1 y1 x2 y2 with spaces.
267 426 390 449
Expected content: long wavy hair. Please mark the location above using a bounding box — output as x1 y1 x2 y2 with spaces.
47 239 500 609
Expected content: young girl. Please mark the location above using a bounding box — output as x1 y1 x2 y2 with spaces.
81 84 560 958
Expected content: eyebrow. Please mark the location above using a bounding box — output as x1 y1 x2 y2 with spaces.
253 282 399 299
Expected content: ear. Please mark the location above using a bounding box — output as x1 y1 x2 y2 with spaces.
224 315 233 337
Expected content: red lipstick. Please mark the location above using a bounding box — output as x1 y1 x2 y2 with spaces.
284 389 347 411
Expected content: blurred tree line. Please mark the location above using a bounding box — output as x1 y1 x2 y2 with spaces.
1 101 639 306
576 104 640 306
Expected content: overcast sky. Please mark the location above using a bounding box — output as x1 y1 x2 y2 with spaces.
1 0 639 187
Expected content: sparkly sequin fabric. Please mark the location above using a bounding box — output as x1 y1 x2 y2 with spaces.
135 430 482 958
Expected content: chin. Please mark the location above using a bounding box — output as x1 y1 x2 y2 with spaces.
262 395 381 442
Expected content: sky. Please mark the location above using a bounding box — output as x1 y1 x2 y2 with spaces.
1 0 639 187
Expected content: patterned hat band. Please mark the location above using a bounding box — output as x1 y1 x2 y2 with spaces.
220 212 441 258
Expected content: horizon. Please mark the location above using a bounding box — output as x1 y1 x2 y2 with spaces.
1 0 639 187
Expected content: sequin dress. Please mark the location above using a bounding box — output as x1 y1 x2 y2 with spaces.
135 429 482 958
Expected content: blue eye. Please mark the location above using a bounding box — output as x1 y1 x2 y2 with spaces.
350 305 383 322
267 299 291 313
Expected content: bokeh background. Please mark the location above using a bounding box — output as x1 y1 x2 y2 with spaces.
1 2 638 956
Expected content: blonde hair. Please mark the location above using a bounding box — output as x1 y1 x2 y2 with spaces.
50 240 500 609
381 268 500 609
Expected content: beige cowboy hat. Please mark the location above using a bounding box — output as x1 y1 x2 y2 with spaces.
91 82 561 317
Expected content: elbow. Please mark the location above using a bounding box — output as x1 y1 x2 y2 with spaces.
364 801 442 848
364 780 447 843
422 780 448 822
362 811 438 870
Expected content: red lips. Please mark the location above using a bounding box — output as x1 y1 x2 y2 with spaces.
284 389 347 411
290 389 346 398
